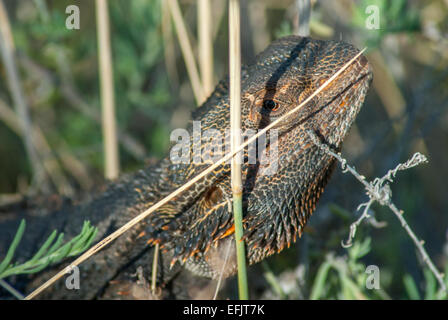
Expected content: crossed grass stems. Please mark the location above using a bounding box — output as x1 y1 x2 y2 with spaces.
4 49 443 299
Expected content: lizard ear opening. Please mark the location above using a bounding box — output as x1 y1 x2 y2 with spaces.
202 185 224 209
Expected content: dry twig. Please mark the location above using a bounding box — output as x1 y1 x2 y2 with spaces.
307 130 447 295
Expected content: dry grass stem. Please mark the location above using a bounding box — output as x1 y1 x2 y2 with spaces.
229 0 248 300
96 0 120 179
168 0 205 104
198 0 214 98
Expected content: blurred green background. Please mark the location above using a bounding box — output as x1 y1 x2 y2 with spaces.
0 0 447 299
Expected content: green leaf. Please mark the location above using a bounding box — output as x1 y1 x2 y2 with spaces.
54 241 72 260
70 222 94 252
29 230 57 263
341 274 367 300
424 268 436 300
403 274 420 300
21 259 52 274
0 220 26 275
310 261 332 300
76 227 98 254
46 233 65 256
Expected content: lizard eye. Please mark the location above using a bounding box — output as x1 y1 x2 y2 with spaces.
263 99 278 111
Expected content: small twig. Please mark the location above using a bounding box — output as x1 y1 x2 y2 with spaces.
341 200 386 249
307 130 447 294
341 199 374 248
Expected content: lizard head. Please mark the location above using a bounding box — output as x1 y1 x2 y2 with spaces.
242 35 372 148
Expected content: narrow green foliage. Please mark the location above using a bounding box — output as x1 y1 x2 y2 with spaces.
262 261 286 299
403 268 448 300
310 261 332 300
0 220 98 280
0 219 26 275
310 237 380 300
403 274 420 300
424 268 437 300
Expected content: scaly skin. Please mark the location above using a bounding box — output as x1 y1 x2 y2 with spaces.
0 36 372 299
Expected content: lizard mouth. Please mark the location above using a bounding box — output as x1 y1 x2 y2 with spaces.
310 53 372 146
